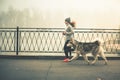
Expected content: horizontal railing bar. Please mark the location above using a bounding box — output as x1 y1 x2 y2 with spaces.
19 28 120 30
18 31 120 33
0 28 16 29
0 30 16 32
1 51 115 53
18 51 63 53
0 51 16 52
0 27 120 30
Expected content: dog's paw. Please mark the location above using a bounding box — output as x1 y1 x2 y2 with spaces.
87 62 90 65
91 62 95 65
68 59 71 62
104 62 108 65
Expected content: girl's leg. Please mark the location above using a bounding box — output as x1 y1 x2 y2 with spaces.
64 50 69 58
68 47 72 57
64 40 70 58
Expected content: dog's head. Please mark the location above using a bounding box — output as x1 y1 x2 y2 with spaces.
67 39 78 47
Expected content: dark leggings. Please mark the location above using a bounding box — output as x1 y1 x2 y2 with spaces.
64 40 71 58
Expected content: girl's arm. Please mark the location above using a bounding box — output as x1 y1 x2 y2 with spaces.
65 26 74 35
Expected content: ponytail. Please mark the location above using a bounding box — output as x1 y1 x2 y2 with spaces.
70 21 76 27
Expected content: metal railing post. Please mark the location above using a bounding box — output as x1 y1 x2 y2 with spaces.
16 26 19 55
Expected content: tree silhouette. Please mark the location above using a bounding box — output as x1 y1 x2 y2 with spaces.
0 6 54 28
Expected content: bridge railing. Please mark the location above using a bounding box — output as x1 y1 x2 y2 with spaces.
0 27 120 55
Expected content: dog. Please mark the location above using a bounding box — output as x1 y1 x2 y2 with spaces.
67 39 108 65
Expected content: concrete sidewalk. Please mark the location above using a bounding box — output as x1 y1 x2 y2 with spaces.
0 58 120 80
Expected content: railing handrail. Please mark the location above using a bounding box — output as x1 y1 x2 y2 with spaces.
0 27 120 30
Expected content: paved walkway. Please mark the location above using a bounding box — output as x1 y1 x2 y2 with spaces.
0 58 120 80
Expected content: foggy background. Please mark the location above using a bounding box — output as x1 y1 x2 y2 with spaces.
0 0 120 28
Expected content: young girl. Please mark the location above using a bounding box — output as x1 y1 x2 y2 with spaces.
63 17 76 62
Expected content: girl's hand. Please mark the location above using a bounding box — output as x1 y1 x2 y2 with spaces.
62 31 66 35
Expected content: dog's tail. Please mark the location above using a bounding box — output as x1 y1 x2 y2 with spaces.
93 38 103 46
94 40 101 46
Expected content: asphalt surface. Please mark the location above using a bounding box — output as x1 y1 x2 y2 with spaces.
0 58 120 80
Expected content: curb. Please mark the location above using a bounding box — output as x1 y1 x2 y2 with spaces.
0 55 120 60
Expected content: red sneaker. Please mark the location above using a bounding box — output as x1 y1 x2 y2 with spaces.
63 58 69 62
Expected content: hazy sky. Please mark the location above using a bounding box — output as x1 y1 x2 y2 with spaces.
0 0 120 28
